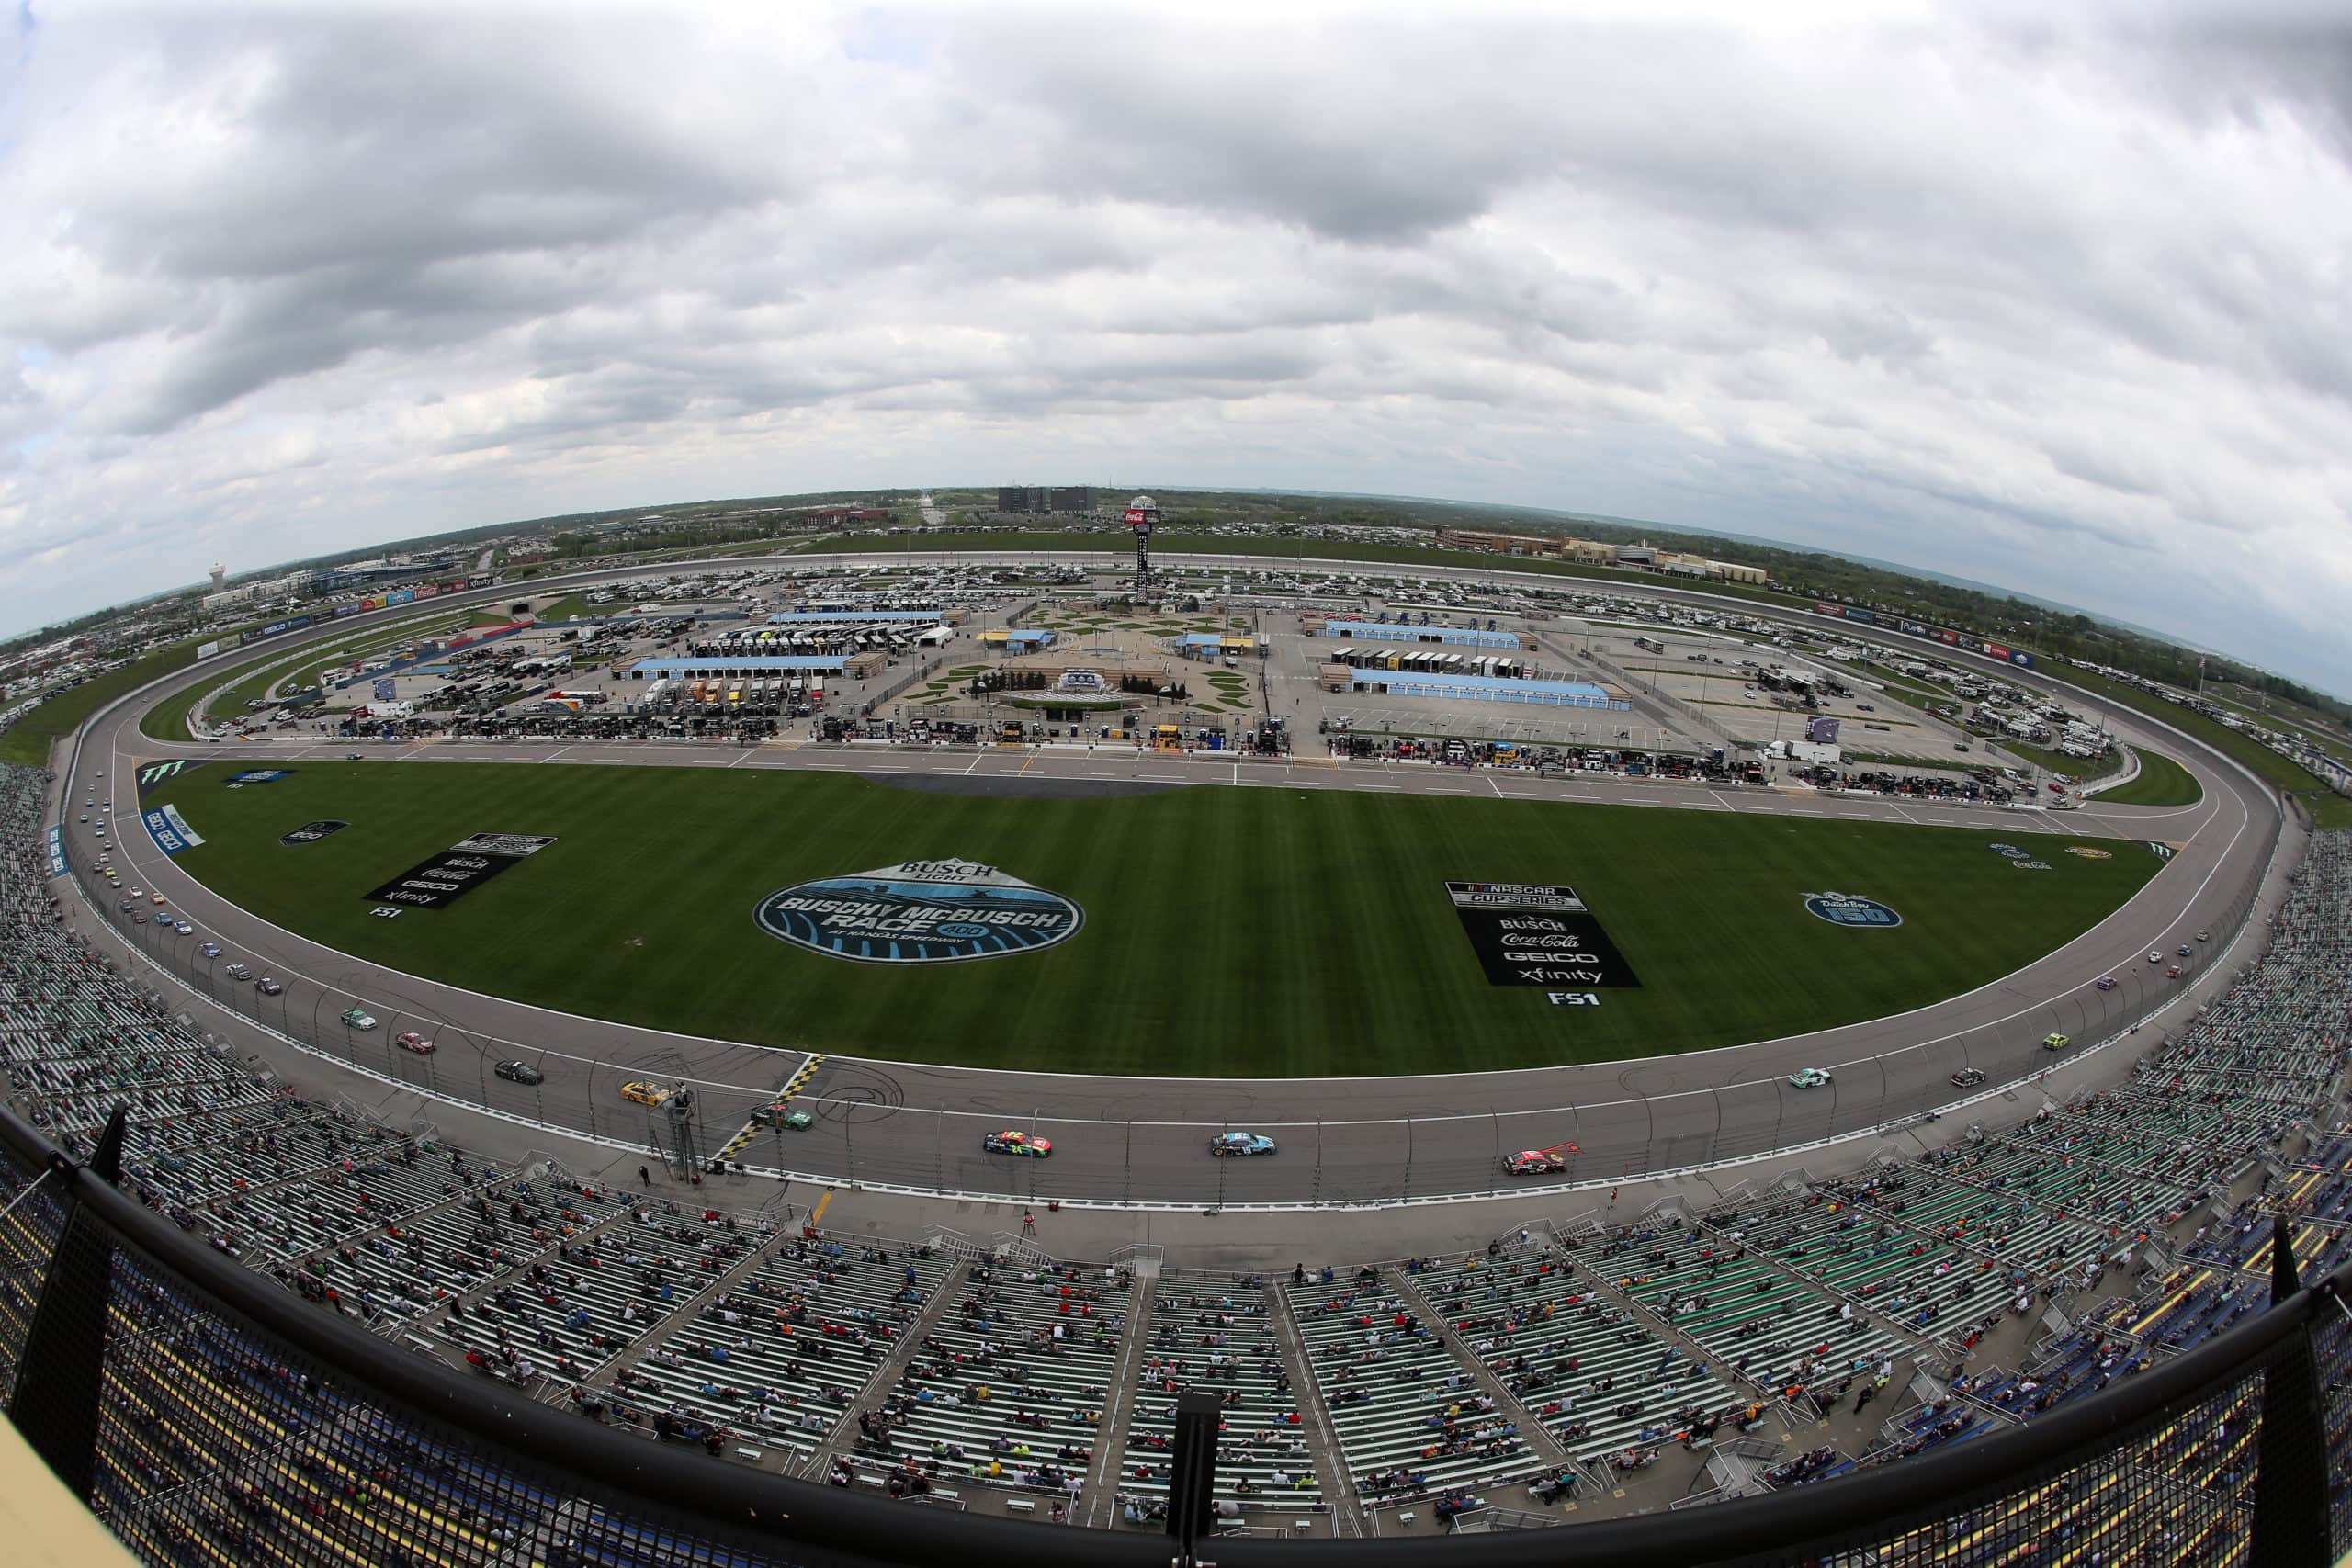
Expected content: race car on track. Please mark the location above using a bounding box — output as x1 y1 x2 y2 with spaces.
340 1009 378 1031
620 1081 673 1107
2167 965 2184 979
1950 1068 1985 1088
2147 950 2163 964
1789 1067 1833 1089
2177 944 2193 957
117 898 132 912
173 920 194 934
1504 1141 1581 1177
756 1103 814 1131
150 893 164 905
984 1130 1052 1158
198 942 221 959
396 1032 436 1055
1209 1132 1277 1157
222 963 252 981
493 1061 544 1086
2096 976 2118 991
255 976 283 996
2043 1032 2070 1053
2197 930 2211 942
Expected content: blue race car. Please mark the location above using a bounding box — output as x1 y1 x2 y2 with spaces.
1209 1132 1277 1157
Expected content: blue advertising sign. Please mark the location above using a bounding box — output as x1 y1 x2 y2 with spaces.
1804 891 1902 928
374 678 398 702
141 804 205 856
756 858 1083 964
45 825 66 878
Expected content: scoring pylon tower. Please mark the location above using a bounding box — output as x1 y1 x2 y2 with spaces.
1124 493 1159 602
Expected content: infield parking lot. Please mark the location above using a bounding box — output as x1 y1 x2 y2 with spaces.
148 760 2168 1077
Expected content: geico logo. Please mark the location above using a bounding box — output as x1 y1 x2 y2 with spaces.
402 879 466 893
1504 948 1601 965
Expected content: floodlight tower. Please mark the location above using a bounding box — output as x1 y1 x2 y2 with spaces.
1125 494 1159 602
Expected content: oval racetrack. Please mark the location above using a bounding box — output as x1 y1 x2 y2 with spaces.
60 550 2285 1210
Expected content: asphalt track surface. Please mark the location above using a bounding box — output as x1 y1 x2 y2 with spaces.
54 550 2284 1210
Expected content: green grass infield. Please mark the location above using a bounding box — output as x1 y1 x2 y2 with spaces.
156 761 2166 1076
2097 747 2203 808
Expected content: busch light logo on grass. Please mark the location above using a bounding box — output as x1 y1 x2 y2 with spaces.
755 858 1083 964
1804 891 1903 929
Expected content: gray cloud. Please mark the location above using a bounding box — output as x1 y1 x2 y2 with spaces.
0 4 2348 691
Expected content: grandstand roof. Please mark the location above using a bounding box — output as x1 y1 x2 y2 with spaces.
764 611 941 624
626 656 847 676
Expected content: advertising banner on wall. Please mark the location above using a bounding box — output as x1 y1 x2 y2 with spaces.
1806 716 1840 745
45 825 66 878
1444 881 1642 988
196 640 222 660
363 832 558 910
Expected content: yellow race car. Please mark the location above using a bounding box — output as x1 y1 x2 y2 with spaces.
620 1081 672 1107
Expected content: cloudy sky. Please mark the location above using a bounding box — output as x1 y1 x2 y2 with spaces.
4 2 2348 690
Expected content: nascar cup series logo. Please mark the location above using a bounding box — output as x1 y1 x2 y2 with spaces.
755 859 1084 964
1803 891 1903 928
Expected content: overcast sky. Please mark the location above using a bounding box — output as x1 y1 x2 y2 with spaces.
4 2 2348 690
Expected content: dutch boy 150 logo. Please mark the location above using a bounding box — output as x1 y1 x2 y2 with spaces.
1804 891 1903 928
755 859 1084 964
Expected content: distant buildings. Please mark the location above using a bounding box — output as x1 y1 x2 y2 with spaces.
1432 526 1766 585
997 485 1095 514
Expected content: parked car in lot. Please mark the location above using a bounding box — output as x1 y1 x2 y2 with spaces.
341 1009 378 1031
1950 1067 1985 1088
395 1032 436 1055
1789 1067 1833 1089
255 976 283 996
1208 1131 1278 1157
984 1129 1052 1158
493 1060 544 1085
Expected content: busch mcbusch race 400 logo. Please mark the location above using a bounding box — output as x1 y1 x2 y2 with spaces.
1804 891 1904 928
755 859 1084 964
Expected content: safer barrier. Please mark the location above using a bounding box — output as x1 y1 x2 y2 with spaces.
3 1102 2347 1567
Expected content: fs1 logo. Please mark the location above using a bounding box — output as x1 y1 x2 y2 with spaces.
1804 891 1903 928
755 859 1084 964
280 819 348 846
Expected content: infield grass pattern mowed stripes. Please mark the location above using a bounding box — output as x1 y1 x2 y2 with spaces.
164 762 2163 1077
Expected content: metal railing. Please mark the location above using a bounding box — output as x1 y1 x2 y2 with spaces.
4 1101 2346 1567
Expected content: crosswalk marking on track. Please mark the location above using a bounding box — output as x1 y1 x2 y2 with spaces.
713 1053 825 1162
